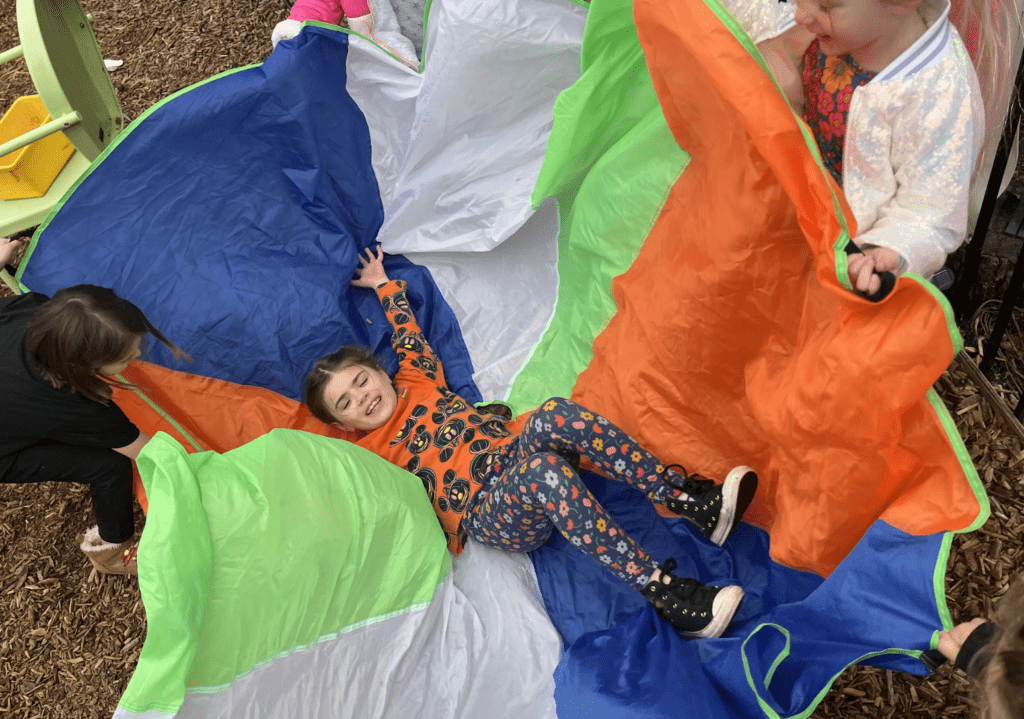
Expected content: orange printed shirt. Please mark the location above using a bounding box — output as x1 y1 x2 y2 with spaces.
354 280 527 553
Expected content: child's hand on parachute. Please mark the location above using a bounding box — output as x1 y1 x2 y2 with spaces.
351 245 389 288
937 617 988 662
847 246 900 296
271 19 304 48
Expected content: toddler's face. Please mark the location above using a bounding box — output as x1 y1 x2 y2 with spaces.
324 362 398 431
794 0 906 61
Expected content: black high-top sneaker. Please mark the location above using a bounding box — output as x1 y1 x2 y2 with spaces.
660 465 758 546
642 558 744 638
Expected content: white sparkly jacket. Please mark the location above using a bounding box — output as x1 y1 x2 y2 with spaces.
723 0 985 279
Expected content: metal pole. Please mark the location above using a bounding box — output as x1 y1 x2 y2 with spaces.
0 45 24 65
953 50 1024 325
0 111 81 159
980 235 1024 376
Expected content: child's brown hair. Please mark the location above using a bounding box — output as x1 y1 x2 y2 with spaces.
27 285 189 404
303 345 387 424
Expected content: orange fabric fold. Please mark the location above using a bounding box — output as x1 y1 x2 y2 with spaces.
572 0 979 575
113 361 349 512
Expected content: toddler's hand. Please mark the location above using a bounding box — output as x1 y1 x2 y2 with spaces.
937 617 987 662
847 246 900 295
271 19 303 48
351 245 389 288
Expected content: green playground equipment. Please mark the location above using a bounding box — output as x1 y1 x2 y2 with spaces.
1 0 123 293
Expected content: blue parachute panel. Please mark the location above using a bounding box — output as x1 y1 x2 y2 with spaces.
531 471 945 718
21 27 479 404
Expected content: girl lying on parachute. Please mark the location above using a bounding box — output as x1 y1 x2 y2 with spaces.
303 246 760 639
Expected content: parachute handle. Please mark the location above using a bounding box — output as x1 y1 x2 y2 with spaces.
844 242 896 303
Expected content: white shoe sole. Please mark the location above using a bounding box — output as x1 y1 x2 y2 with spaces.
687 585 745 639
709 466 758 546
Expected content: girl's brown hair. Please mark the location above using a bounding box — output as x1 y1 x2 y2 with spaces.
303 345 387 424
27 285 190 404
970 577 1024 719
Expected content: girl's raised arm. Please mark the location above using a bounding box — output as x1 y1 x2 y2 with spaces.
353 245 445 384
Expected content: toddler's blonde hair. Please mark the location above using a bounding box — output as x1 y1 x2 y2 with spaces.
949 1 1020 142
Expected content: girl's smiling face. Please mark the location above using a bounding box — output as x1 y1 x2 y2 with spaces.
323 363 398 431
794 0 921 70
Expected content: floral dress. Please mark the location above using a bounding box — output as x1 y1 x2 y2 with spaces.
801 39 877 185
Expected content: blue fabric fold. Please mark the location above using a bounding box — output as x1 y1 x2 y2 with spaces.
531 471 945 718
21 27 479 404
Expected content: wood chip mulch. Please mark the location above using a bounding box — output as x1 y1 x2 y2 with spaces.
1 1 1023 717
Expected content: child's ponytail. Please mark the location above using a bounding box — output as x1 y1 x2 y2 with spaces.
27 285 190 403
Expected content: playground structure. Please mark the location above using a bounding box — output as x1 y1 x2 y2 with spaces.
0 0 121 291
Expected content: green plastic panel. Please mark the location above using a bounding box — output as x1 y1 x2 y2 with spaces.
16 0 122 160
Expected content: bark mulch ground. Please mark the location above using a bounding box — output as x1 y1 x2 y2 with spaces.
1 1 1023 717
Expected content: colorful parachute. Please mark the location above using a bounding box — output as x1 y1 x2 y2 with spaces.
15 0 984 717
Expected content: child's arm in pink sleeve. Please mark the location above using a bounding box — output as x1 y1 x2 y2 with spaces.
340 0 371 18
289 0 344 24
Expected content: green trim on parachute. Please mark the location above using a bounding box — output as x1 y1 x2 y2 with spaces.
302 20 415 70
115 374 205 452
761 625 791 690
933 533 957 636
16 64 255 280
420 0 433 72
910 274 965 353
508 0 689 412
118 431 451 714
925 386 990 631
741 622 924 719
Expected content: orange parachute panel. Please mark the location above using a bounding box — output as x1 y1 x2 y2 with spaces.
572 0 980 576
113 361 350 512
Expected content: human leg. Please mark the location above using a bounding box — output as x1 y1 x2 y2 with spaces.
4 441 135 543
523 398 758 545
4 442 138 575
464 451 744 637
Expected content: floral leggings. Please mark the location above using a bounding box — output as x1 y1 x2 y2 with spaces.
463 397 682 590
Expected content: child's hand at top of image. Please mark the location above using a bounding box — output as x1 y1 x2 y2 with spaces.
847 245 900 297
351 245 389 289
271 19 303 49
